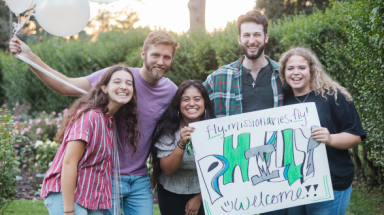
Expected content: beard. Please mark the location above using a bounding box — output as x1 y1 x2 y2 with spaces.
144 57 170 80
241 42 265 60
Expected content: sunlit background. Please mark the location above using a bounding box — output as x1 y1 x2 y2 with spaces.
89 0 256 34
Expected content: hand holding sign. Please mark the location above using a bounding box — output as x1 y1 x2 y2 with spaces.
190 103 334 214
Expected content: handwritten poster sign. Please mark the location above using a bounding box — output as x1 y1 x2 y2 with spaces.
190 103 334 214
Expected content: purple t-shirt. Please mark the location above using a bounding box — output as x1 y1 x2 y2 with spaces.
86 67 177 175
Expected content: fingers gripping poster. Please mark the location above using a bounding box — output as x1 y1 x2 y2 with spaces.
190 103 334 214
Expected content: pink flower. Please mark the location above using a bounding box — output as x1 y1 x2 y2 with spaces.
29 119 33 125
36 128 41 134
45 118 49 125
35 119 42 124
52 111 56 115
58 113 62 117
14 144 19 147
15 102 19 106
24 127 29 132
63 109 68 114
1 104 7 108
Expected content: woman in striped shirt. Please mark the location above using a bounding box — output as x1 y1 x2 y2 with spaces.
41 66 140 215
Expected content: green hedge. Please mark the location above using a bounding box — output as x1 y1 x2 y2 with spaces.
0 0 383 183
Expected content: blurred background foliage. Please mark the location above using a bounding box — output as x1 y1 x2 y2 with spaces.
0 0 383 188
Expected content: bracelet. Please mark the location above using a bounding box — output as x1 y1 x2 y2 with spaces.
64 211 74 214
177 140 186 149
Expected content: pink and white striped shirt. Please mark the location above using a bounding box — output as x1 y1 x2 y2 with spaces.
41 109 114 210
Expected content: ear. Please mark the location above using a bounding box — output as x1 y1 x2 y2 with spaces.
141 49 145 61
101 84 108 94
237 35 241 45
264 33 269 44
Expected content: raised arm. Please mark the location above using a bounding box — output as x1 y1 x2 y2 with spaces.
9 36 91 96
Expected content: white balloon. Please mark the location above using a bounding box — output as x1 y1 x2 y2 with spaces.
5 0 34 14
35 0 90 37
88 0 120 3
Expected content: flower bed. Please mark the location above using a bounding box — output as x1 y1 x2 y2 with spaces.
2 103 65 198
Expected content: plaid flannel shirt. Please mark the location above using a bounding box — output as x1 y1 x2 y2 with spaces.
203 55 284 118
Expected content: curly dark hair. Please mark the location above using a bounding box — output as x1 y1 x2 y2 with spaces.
149 80 216 188
55 65 140 155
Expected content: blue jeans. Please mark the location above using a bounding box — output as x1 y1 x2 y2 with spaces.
44 192 103 215
103 175 153 215
286 185 352 215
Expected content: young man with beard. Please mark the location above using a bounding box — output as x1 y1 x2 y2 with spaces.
203 10 285 215
9 31 179 215
203 10 284 117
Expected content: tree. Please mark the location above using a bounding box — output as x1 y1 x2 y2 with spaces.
255 0 333 21
188 0 206 31
86 5 139 39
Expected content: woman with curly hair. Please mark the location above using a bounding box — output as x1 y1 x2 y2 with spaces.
150 80 216 215
278 47 366 215
41 66 140 215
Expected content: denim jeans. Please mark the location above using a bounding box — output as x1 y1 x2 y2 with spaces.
44 192 103 215
103 175 153 215
286 185 352 215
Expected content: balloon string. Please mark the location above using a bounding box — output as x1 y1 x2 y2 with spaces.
13 8 36 36
16 54 89 95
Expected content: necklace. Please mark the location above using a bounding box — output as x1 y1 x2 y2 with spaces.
294 92 310 103
243 66 258 88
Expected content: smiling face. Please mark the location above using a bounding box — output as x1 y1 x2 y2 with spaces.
237 22 268 60
141 43 173 81
285 55 312 96
180 86 205 125
101 70 134 109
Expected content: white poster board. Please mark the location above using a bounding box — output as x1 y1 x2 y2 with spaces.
190 103 334 214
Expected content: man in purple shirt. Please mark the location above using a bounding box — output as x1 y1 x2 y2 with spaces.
9 31 179 215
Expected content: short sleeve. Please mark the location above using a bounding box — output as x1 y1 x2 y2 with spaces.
203 74 215 105
67 111 94 147
155 131 179 158
336 101 366 141
86 68 109 87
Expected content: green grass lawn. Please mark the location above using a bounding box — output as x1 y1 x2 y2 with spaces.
1 188 382 215
1 201 161 215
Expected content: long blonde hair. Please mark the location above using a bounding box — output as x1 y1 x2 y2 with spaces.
278 47 352 102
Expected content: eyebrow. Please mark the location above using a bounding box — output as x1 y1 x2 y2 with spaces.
112 78 133 82
287 64 307 67
242 31 262 35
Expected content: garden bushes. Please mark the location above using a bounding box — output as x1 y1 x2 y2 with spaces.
0 108 24 208
0 0 382 186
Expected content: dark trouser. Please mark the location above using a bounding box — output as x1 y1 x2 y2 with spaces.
157 183 205 215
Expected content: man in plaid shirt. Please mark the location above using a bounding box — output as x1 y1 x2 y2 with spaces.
203 10 284 118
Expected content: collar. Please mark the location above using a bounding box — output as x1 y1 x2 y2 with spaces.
104 112 113 128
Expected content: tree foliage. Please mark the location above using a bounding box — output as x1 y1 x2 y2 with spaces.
0 0 382 187
255 0 333 20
